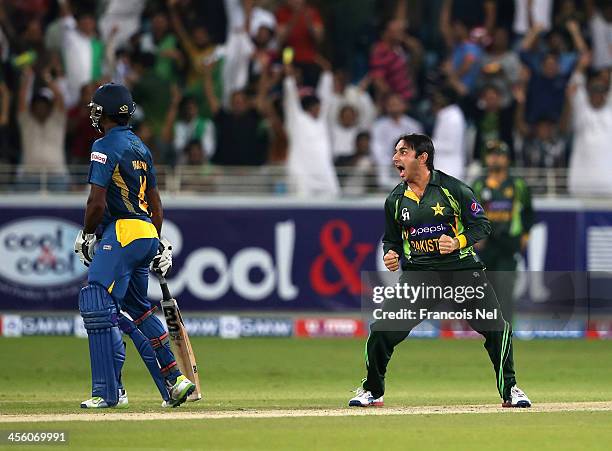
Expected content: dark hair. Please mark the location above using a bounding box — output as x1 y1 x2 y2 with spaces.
30 94 52 106
184 138 202 152
301 95 320 111
534 113 557 124
356 131 370 141
394 134 435 170
75 11 95 21
132 51 156 69
339 104 357 116
437 85 459 105
481 83 501 95
542 51 560 62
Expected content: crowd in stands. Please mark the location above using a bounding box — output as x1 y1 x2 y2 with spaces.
0 0 610 196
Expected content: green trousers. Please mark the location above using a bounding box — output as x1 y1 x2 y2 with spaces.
363 270 517 400
479 245 519 323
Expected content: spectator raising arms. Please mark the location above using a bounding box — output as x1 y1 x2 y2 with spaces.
276 0 324 86
17 66 67 189
204 60 269 167
58 0 105 108
162 85 216 167
138 10 183 83
283 57 339 196
567 53 612 196
369 18 420 104
586 0 612 70
328 70 377 133
519 20 587 124
440 0 484 96
168 0 221 114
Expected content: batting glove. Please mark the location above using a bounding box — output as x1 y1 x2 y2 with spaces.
74 230 97 267
150 237 173 277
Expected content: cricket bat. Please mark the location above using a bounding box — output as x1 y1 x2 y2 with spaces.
159 277 202 402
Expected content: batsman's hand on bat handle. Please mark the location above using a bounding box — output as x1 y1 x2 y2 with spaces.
150 237 173 278
384 250 400 272
74 230 97 267
439 234 459 255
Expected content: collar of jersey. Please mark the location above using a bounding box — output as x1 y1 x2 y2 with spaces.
403 169 440 189
108 125 131 134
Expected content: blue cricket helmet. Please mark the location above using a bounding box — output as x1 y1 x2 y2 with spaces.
88 83 136 132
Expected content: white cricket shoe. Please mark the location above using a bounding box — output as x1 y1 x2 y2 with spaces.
117 389 129 408
161 375 196 408
81 389 128 409
348 387 384 407
503 385 531 408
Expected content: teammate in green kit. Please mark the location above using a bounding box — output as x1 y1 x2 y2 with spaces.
348 134 531 408
472 140 534 322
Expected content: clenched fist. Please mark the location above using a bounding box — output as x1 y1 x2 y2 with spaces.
383 250 400 272
438 234 459 255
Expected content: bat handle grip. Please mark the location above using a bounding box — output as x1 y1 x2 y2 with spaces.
158 277 172 301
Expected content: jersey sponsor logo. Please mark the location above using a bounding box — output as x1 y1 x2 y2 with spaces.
0 218 87 287
91 151 107 164
401 208 410 221
132 160 148 171
503 186 514 198
470 200 483 215
409 223 447 238
410 238 440 254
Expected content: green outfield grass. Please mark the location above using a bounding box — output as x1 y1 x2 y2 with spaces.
2 412 612 451
1 337 611 450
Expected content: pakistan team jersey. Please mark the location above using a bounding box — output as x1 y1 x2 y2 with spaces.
472 175 534 254
87 126 157 227
383 170 491 270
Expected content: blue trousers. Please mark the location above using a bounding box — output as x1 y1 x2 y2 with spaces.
87 219 181 385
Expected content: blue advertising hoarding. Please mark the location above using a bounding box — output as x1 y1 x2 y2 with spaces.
0 197 609 311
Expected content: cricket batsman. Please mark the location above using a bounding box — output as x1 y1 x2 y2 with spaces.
348 134 531 408
472 140 534 322
74 83 195 408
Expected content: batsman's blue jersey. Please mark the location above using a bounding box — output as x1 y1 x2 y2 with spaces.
87 125 159 308
88 125 157 228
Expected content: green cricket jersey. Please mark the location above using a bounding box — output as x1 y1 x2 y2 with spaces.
472 176 534 254
383 170 491 271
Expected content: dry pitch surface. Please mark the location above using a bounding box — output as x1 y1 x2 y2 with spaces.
1 401 612 423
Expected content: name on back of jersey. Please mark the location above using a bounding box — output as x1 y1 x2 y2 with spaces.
132 160 148 171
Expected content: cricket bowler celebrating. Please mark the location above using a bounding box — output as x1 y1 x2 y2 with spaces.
349 134 531 408
75 83 195 408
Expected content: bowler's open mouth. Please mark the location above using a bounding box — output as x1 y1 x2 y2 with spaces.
395 163 405 178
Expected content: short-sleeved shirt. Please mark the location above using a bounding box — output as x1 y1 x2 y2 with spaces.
370 41 415 102
452 41 483 93
88 126 157 227
276 5 322 63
